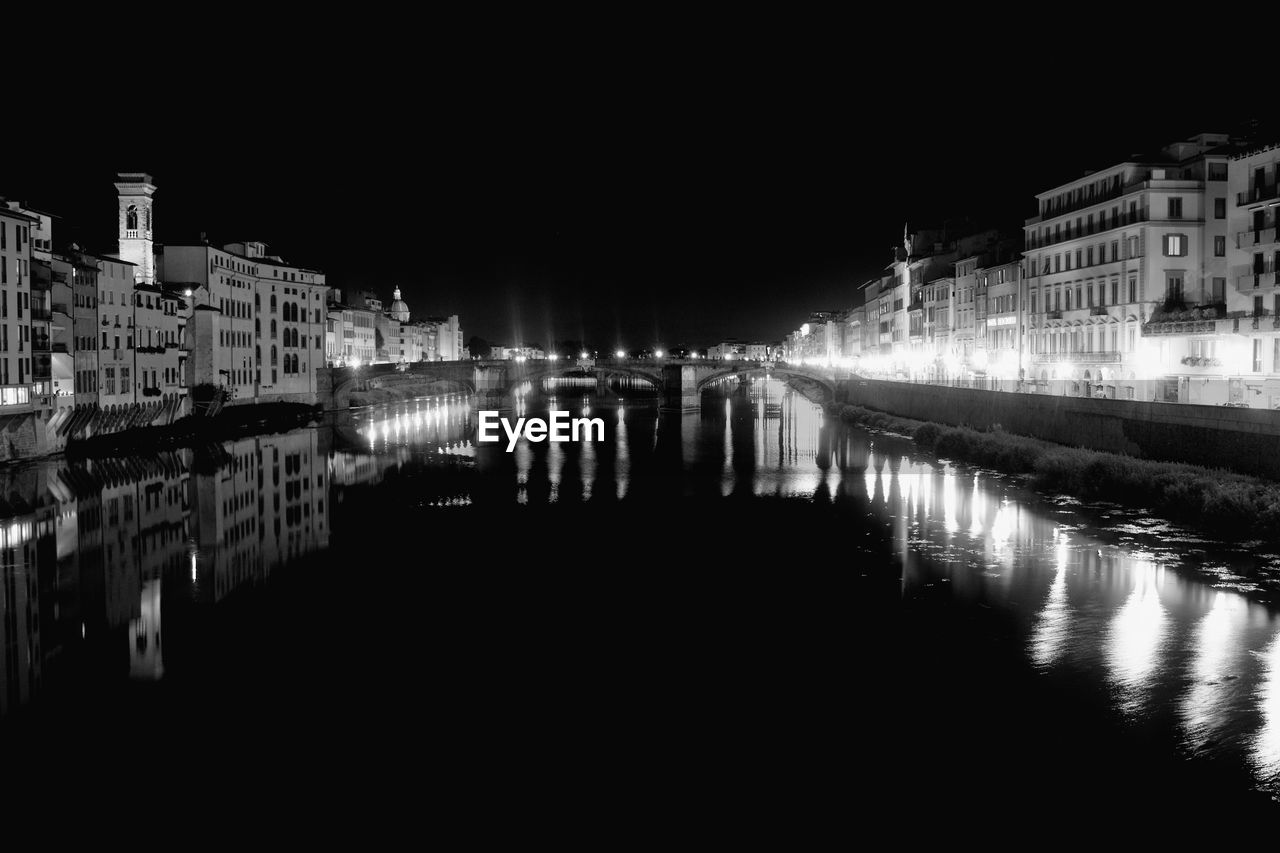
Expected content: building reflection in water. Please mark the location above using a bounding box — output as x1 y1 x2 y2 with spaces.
0 425 340 716
4 382 1280 799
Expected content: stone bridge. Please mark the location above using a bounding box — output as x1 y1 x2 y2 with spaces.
322 359 839 411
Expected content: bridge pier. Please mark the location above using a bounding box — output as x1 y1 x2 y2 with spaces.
661 364 700 411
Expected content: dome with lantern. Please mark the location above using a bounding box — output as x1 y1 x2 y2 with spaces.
388 286 410 322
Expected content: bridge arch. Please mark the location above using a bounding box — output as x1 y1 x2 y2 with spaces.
500 363 665 397
694 364 837 404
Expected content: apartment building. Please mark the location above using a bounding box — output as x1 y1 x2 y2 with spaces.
1224 143 1280 407
0 205 35 407
162 239 326 404
1022 133 1234 401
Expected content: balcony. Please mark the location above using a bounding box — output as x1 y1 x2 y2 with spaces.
1044 310 1063 320
1236 226 1278 249
1026 209 1150 250
1237 267 1278 290
1238 183 1280 206
1033 351 1123 364
1090 305 1109 316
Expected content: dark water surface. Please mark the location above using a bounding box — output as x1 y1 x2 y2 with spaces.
4 379 1280 823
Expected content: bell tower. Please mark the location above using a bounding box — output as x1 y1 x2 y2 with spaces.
115 172 156 284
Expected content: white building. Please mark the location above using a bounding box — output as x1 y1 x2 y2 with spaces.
162 240 326 404
1022 133 1234 401
0 204 36 408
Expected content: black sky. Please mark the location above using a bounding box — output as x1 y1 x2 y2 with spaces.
3 23 1256 349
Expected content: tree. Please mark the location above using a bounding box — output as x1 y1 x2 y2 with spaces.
468 335 491 359
375 328 385 354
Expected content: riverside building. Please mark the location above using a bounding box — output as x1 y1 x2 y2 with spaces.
162 238 326 404
1022 133 1235 401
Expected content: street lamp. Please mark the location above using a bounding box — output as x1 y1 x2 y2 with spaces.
654 349 664 358
615 349 626 359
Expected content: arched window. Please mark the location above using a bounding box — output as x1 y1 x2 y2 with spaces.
271 345 278 366
270 294 277 312
270 319 277 339
126 205 138 231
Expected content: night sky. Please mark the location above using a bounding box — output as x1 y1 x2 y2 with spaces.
3 34 1252 350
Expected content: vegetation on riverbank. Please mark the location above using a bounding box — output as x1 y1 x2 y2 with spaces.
834 403 1280 536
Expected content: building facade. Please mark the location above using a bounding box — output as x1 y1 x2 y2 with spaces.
162 240 326 404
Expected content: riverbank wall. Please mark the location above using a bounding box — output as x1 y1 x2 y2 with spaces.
838 378 1280 479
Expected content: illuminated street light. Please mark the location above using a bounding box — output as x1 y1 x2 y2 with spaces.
654 349 665 358
615 350 626 359
580 351 590 360
549 353 560 361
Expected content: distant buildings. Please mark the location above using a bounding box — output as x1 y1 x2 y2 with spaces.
0 170 474 461
326 283 464 367
765 130 1280 408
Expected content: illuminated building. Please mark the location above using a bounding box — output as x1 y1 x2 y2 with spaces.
164 237 327 404
424 314 464 361
0 203 36 407
981 259 1022 383
1023 133 1235 401
1224 143 1280 407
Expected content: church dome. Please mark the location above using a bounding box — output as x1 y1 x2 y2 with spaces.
388 286 410 322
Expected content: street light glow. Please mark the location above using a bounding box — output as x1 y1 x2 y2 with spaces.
654 349 664 358
615 350 626 359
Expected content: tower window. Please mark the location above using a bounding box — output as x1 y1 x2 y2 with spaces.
126 205 138 231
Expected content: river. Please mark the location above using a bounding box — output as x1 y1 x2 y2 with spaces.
2 377 1280 815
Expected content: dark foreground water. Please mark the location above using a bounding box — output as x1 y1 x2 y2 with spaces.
4 378 1280 826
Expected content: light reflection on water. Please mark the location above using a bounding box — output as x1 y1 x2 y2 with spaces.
5 380 1280 800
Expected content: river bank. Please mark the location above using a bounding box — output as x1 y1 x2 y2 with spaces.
833 402 1280 539
64 401 323 460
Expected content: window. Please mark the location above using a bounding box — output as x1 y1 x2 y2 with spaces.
1215 236 1226 257
1214 198 1226 219
125 205 138 231
1168 273 1185 303
1164 234 1187 256
1168 197 1183 219
1255 339 1264 373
